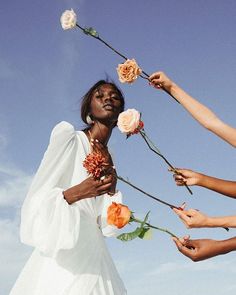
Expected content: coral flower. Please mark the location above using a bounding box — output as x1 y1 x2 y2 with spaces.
83 152 108 179
107 202 131 229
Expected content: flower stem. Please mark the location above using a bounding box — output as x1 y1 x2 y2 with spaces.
117 175 181 209
96 36 128 61
139 130 193 195
132 218 178 238
76 24 127 60
75 24 180 103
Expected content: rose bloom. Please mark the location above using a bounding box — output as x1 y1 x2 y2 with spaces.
60 9 77 30
107 202 131 229
131 120 144 135
117 59 142 84
117 109 141 134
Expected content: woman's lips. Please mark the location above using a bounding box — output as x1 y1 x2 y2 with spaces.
103 104 114 111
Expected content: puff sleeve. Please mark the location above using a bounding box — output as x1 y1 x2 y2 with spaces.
20 122 81 257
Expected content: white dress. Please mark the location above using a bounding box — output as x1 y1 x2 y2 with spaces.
10 121 127 295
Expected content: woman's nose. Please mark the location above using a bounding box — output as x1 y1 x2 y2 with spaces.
103 95 112 103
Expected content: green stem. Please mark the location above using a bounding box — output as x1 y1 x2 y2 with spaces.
132 218 178 238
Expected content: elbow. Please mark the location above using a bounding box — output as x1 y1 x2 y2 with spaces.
202 119 216 131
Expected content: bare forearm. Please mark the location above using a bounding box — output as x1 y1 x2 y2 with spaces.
63 175 113 204
170 84 220 129
217 237 236 255
63 184 85 204
198 174 236 199
207 216 236 228
169 84 236 146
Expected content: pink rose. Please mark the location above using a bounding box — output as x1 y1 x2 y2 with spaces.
117 59 142 84
117 109 141 134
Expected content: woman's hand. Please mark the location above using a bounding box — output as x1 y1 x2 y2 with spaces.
170 168 203 186
173 208 210 228
172 237 224 261
63 175 114 204
91 139 113 166
91 139 117 195
149 71 174 91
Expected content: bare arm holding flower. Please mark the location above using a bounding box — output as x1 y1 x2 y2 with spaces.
172 168 236 199
173 208 236 228
149 71 236 147
172 236 236 261
63 175 114 204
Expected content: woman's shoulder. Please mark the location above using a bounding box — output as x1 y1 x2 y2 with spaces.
49 121 77 145
49 121 88 146
50 121 88 147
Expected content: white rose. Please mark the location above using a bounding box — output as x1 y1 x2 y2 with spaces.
117 109 141 134
60 9 77 30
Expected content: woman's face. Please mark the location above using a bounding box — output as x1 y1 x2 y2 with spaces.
89 84 123 124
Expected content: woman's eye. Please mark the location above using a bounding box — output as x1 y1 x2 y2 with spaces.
111 95 119 100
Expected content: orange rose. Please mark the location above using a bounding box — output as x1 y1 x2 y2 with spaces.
107 202 131 229
117 59 142 84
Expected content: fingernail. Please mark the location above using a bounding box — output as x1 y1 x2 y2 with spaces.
181 202 186 208
95 139 99 142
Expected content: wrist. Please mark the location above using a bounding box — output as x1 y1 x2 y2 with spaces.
166 81 177 93
63 185 83 204
196 173 206 186
205 216 217 227
218 238 236 255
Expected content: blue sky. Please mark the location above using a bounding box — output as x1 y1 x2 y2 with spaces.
1 0 236 294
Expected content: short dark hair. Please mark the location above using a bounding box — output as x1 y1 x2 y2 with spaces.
81 80 125 125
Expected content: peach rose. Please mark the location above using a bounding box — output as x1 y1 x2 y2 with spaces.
117 59 142 84
60 9 77 30
117 109 141 134
107 202 131 229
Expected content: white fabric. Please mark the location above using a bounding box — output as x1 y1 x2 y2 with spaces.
10 121 126 295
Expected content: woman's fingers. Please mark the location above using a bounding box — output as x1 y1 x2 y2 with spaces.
173 208 190 223
173 174 187 186
172 237 196 259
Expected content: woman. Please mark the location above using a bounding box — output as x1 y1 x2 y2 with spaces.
10 80 127 294
149 71 236 261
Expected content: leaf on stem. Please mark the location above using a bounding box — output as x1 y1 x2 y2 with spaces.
117 227 143 241
138 227 153 240
84 27 99 37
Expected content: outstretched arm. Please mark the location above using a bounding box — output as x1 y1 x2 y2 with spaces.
173 208 236 228
172 168 236 199
172 236 236 261
149 72 236 147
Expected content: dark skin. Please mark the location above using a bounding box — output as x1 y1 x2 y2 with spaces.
173 236 236 262
63 84 123 205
